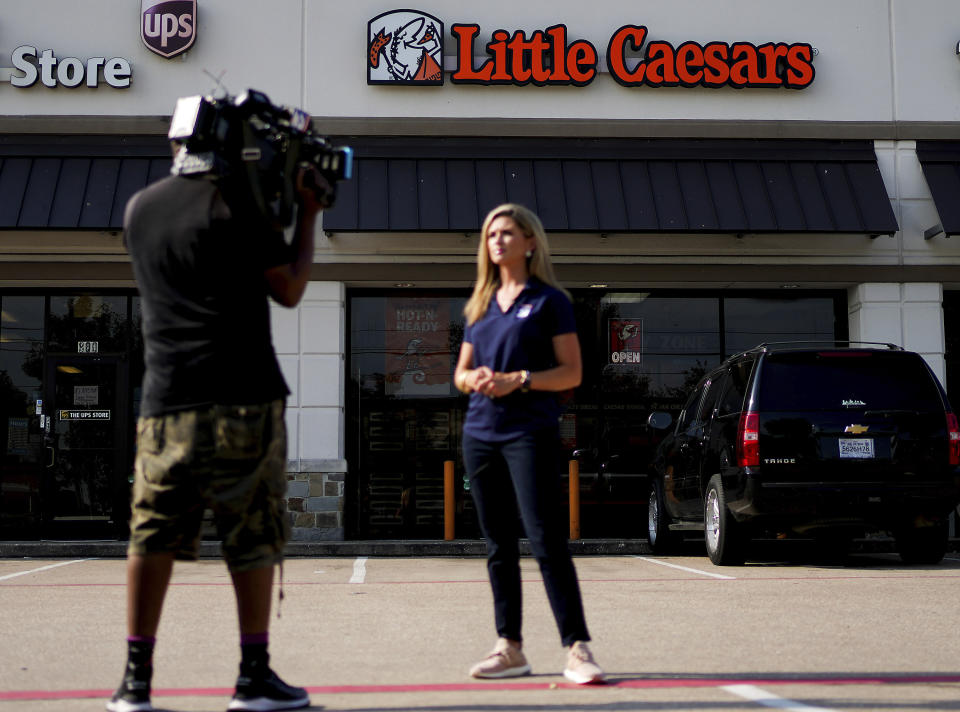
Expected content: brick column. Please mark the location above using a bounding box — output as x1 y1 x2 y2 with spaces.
285 462 347 541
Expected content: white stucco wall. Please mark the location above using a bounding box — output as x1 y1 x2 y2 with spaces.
271 281 345 468
892 0 960 124
0 0 957 128
848 282 946 384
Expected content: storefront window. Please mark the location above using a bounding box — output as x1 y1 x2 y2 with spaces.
569 294 722 535
349 293 473 539
599 295 719 393
724 296 839 355
48 295 128 354
348 289 843 539
131 297 144 421
0 292 139 540
0 297 45 536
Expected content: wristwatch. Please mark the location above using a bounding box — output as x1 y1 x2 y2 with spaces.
520 369 532 393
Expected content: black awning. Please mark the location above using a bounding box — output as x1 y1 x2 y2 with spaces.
323 138 898 236
0 136 898 235
917 141 960 238
0 136 170 230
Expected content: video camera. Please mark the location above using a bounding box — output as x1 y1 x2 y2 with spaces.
167 89 353 228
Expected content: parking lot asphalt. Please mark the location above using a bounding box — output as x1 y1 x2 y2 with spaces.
2 548 960 712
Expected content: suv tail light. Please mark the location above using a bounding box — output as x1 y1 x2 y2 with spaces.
737 411 760 467
947 412 960 466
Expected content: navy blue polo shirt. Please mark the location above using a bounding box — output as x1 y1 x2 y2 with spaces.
463 278 577 441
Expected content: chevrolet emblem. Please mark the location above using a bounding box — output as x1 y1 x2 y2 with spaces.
844 424 869 434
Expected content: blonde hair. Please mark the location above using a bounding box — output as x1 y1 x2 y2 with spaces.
464 203 569 326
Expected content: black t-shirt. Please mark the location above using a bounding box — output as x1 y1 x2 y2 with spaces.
124 174 292 417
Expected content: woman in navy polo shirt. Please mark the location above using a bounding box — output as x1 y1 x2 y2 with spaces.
454 203 604 685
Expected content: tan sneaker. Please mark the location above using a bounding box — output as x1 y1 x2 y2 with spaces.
469 638 531 679
563 641 606 684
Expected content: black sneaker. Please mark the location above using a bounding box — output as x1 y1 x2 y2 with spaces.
228 667 309 711
106 663 152 712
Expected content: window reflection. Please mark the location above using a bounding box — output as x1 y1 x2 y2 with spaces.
0 297 45 536
348 290 843 540
131 297 143 420
724 297 837 355
1 297 45 460
350 294 471 540
48 295 127 353
600 295 719 398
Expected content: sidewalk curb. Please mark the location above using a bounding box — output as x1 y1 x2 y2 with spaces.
1 537 955 560
0 538 650 559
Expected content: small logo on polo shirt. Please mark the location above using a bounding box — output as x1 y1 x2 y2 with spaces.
516 304 533 319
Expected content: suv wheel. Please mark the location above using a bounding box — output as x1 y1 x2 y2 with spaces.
894 521 948 565
704 475 746 566
647 479 675 553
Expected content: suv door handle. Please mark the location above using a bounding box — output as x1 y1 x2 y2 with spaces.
45 446 55 468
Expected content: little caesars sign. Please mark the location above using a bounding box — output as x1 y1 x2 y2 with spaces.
369 9 815 89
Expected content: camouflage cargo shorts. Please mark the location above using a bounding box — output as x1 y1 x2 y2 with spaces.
127 399 290 572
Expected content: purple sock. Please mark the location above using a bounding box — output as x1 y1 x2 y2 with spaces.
127 635 156 645
240 633 269 646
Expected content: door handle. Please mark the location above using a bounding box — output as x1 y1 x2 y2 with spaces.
45 446 55 468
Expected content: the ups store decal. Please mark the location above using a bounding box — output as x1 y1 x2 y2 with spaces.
368 10 815 89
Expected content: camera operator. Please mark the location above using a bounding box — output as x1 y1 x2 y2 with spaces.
107 138 330 712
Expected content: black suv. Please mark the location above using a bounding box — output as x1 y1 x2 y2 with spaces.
647 342 960 565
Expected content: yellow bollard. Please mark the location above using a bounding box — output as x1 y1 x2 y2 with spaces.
569 459 580 540
444 460 455 541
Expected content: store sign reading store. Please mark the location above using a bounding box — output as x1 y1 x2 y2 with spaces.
6 45 131 88
368 9 815 89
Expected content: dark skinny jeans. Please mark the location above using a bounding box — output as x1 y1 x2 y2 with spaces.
463 427 590 647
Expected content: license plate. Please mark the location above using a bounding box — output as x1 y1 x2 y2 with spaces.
838 438 875 459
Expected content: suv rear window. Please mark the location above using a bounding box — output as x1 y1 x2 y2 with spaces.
757 351 944 412
717 359 754 416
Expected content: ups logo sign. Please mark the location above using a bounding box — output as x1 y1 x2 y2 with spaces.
142 0 197 59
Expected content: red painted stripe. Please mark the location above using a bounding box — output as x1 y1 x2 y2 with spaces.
4 674 960 701
4 573 960 589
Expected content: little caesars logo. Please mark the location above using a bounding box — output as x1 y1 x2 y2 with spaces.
368 9 443 85
141 0 197 59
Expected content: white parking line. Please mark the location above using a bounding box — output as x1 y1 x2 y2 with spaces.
0 559 95 582
348 556 368 584
635 556 736 580
722 684 836 711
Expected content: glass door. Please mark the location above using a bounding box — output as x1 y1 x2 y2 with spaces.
42 355 129 538
348 292 476 539
0 296 45 539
